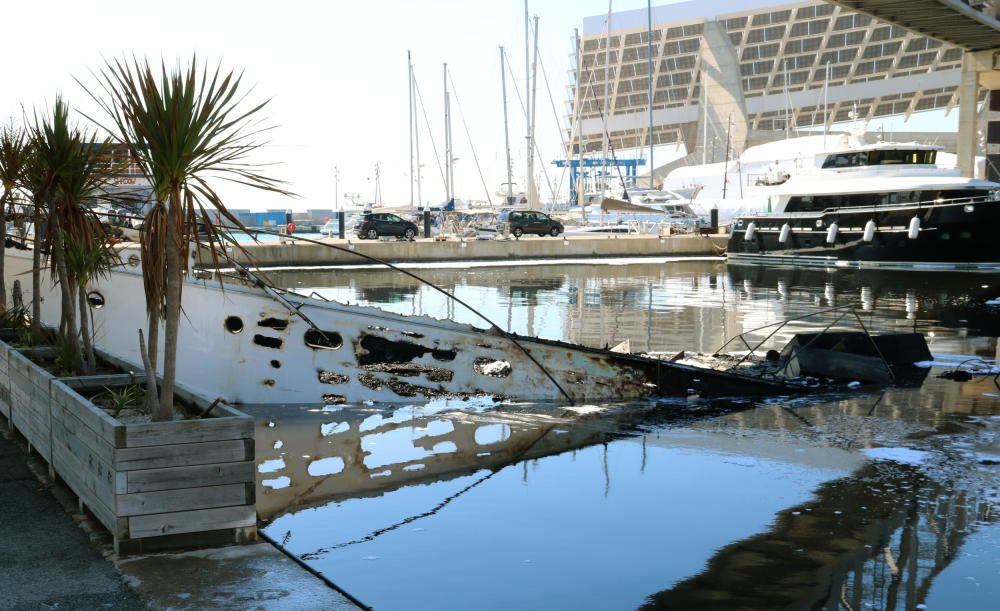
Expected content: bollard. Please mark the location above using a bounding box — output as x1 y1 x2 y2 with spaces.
423 210 431 238
710 207 719 232
337 210 346 239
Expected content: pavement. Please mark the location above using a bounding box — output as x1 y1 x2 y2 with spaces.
0 420 143 610
1 417 364 611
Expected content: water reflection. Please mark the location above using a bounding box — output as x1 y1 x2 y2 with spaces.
267 262 999 358
249 262 999 610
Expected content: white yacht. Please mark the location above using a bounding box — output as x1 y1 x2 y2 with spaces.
721 139 1000 270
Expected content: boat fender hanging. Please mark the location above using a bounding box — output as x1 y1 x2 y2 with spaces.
778 223 791 244
744 221 757 241
825 222 838 244
907 216 920 240
286 222 296 234
863 219 876 242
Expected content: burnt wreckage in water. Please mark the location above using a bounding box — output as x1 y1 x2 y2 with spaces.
5 228 930 405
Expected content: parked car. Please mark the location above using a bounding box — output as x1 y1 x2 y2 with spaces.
355 213 419 240
498 210 564 238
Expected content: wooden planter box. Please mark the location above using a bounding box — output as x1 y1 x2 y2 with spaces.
0 337 257 554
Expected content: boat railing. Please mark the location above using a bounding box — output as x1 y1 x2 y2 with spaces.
745 193 997 219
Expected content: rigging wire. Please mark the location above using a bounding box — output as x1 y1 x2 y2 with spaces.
502 50 557 202
446 69 494 206
412 74 448 197
532 19 571 202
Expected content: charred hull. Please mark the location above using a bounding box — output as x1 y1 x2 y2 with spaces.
727 199 1000 270
4 247 813 406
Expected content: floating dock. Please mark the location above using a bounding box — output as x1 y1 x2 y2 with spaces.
223 234 728 267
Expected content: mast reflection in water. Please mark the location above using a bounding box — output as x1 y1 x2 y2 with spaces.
246 261 999 610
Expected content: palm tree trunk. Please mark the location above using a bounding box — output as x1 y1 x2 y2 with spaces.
0 190 8 310
30 199 41 335
157 185 183 421
51 213 83 373
78 284 96 375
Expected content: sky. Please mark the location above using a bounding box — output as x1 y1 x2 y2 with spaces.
0 0 958 211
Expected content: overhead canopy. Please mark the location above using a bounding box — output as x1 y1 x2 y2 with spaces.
600 198 657 213
829 1 1000 52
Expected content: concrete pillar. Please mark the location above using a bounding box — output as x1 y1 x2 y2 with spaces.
696 20 749 159
957 53 979 178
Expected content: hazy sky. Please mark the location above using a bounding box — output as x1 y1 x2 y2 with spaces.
0 0 956 211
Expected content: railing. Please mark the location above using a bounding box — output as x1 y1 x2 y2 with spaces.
744 193 998 219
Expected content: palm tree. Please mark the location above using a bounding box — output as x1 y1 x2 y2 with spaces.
85 56 290 419
25 99 118 373
0 123 30 311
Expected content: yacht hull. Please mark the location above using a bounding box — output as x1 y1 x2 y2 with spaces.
727 199 1000 271
3 246 792 406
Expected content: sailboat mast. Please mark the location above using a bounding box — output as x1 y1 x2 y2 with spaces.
408 50 414 207
701 68 707 165
500 47 513 205
412 62 423 208
444 63 452 205
647 0 654 188
573 27 585 218
603 1 611 195
823 62 830 148
524 0 533 210
529 15 540 210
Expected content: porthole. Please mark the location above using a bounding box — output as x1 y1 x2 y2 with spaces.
127 254 140 267
225 316 244 334
86 291 105 308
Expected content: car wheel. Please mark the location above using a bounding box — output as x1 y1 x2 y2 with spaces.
404 228 415 240
550 226 560 237
512 227 523 238
366 228 378 240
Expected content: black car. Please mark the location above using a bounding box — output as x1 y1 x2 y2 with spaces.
356 213 419 240
498 210 564 238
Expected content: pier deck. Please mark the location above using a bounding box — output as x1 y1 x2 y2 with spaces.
222 233 728 268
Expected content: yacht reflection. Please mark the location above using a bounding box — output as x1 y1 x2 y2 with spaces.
251 401 637 524
641 463 994 611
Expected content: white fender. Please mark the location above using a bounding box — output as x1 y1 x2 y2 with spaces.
744 221 757 241
825 222 838 244
778 223 791 244
908 216 920 240
863 219 876 242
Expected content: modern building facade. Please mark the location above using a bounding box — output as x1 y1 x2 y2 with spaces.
570 0 985 173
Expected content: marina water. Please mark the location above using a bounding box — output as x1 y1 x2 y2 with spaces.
244 260 999 610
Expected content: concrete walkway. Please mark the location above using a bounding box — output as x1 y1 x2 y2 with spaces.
0 423 143 610
1 418 364 611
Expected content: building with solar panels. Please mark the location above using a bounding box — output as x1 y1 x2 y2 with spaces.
569 0 987 177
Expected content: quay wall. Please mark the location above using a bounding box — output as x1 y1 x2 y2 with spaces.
218 234 729 268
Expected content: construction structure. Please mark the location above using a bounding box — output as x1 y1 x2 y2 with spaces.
569 0 999 180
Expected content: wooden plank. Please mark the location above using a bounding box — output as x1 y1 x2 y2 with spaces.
49 381 121 442
115 439 251 471
51 444 120 535
51 420 117 506
50 401 116 466
59 373 147 389
125 417 252 448
117 483 249 517
127 505 256 539
126 461 255 494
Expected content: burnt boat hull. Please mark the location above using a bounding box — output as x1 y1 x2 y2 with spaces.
3 245 802 406
727 199 1000 271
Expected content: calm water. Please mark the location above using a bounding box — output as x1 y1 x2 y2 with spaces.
244 261 999 610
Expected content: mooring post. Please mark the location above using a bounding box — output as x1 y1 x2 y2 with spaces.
423 210 431 238
337 210 346 239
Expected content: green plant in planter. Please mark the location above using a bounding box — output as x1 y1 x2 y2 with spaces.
97 384 145 418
